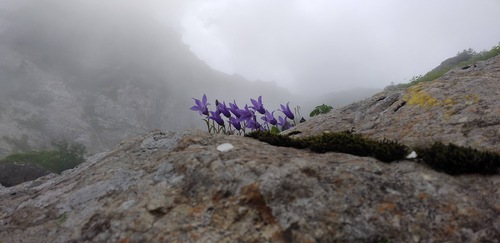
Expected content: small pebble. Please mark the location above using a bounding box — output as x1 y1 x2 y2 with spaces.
217 143 234 152
406 151 418 159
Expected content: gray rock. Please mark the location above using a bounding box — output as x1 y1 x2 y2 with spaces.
287 55 500 153
0 130 499 242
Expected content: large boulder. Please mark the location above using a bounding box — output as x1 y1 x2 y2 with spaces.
0 129 499 242
288 55 500 153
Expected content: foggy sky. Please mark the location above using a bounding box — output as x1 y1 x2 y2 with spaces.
2 0 500 96
177 0 500 94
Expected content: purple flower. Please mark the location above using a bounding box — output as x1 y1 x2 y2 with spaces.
237 105 254 121
277 116 292 130
261 110 277 126
209 111 225 126
280 102 294 120
229 117 242 131
246 117 262 130
250 96 265 114
217 101 231 118
228 100 241 118
190 94 210 116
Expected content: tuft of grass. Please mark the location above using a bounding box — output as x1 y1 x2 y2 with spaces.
416 142 500 175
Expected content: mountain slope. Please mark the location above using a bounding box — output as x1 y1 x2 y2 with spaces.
288 55 500 153
0 0 292 156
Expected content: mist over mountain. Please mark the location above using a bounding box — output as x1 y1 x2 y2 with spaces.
0 0 293 155
0 0 385 156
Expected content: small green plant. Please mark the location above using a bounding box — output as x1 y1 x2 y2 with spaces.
416 142 500 175
309 104 333 117
0 140 86 174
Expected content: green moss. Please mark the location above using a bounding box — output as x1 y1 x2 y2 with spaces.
248 131 500 175
416 143 500 175
55 212 68 225
246 131 307 149
247 131 408 163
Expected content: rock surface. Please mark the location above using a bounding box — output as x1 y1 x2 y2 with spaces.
288 55 500 153
1 129 499 242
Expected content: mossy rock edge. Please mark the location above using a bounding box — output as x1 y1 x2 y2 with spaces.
247 131 500 176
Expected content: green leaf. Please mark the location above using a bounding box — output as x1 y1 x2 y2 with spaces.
270 126 280 134
309 104 333 117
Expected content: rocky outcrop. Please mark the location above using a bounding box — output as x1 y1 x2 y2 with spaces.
1 129 499 242
0 162 52 187
288 55 500 153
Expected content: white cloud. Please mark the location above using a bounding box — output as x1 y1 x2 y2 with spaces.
177 0 500 94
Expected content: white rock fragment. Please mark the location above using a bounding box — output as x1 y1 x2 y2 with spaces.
406 151 418 159
217 143 234 152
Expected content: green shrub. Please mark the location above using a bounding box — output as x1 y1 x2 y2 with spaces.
0 140 86 174
309 104 333 117
416 142 500 175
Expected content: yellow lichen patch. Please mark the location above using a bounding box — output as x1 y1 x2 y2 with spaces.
403 85 442 109
444 98 454 106
465 94 480 103
444 109 454 121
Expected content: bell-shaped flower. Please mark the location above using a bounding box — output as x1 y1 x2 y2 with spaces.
229 117 242 131
246 117 262 130
280 102 295 120
228 100 242 118
190 94 210 116
250 96 265 114
209 111 225 126
217 101 231 118
277 116 292 130
237 105 254 121
261 110 277 126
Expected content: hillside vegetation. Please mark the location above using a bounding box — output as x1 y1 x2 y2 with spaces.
385 44 500 91
0 140 86 174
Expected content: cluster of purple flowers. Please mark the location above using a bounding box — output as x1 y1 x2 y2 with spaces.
190 94 297 134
